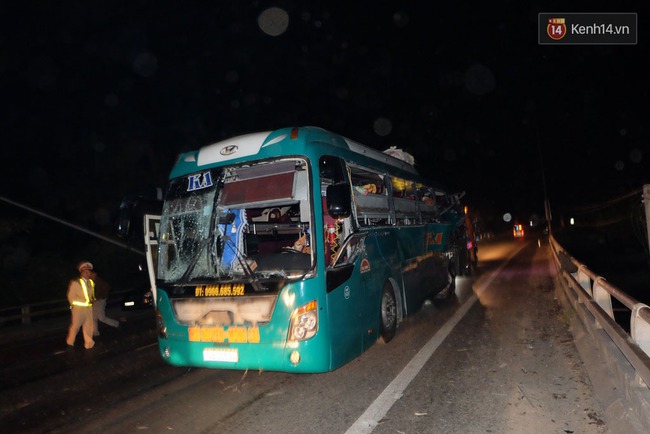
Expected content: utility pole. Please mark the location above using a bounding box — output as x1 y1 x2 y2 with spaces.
534 124 552 235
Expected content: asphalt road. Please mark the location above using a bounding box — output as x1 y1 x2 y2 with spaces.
0 237 609 433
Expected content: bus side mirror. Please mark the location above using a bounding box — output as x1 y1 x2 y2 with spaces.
326 183 351 219
116 201 134 239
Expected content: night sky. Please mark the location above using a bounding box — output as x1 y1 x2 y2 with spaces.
1 2 647 242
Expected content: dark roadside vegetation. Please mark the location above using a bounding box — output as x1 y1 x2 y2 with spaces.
549 186 649 308
553 220 649 306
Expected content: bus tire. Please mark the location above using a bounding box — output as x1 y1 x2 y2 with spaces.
379 283 397 344
446 269 457 298
437 264 457 301
458 243 473 276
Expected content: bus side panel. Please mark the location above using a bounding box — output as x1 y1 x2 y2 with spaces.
424 222 455 290
360 230 402 347
397 225 446 313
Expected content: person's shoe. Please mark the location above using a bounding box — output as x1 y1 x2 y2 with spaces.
66 344 75 352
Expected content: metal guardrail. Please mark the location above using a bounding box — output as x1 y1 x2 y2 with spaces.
0 299 70 326
550 234 650 429
0 290 130 326
550 235 650 378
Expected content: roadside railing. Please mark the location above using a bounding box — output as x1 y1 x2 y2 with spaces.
0 290 129 326
0 299 70 326
550 234 650 428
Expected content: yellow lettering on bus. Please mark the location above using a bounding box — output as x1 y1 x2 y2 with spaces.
188 325 259 343
233 283 245 295
228 326 247 343
213 326 226 342
188 326 201 342
247 326 260 343
201 326 216 342
195 283 246 297
426 232 444 246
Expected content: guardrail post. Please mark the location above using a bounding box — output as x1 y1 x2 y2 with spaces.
640 185 650 384
21 305 31 325
631 303 650 357
593 277 614 319
575 265 592 297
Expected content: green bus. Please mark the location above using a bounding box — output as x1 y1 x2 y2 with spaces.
143 126 470 373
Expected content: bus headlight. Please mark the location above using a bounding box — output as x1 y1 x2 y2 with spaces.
288 300 318 341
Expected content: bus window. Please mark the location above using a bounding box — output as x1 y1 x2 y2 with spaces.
390 177 417 225
349 165 391 226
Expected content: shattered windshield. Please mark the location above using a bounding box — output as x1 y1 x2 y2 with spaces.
157 159 314 284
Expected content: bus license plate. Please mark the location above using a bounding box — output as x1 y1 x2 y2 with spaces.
203 347 238 362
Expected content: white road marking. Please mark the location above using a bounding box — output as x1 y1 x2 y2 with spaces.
135 342 159 351
346 242 527 434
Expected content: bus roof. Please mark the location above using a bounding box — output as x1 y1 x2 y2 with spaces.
173 126 445 192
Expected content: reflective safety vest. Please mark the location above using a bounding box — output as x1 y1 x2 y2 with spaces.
71 278 95 307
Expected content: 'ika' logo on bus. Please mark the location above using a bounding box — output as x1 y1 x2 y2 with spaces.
187 171 214 191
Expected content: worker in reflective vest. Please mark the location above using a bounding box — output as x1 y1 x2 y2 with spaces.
65 261 96 350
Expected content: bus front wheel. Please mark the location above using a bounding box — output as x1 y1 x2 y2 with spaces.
379 283 397 343
436 263 457 301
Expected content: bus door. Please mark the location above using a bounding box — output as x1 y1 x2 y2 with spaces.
143 214 160 307
325 232 369 367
